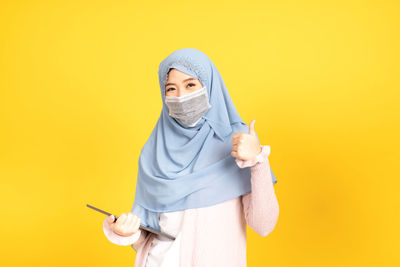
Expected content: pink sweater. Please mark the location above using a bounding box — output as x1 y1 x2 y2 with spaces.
103 145 279 267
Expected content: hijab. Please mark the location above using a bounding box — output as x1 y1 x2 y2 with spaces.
131 48 277 231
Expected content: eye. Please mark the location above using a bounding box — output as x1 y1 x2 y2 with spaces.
166 87 175 92
187 83 196 88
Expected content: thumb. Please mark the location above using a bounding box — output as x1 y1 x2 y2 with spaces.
107 215 115 224
248 119 256 135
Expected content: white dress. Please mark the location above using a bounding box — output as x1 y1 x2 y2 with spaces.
145 210 184 267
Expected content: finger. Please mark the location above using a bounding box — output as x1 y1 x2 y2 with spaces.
232 136 245 145
128 218 139 234
123 213 134 227
231 135 236 141
231 151 238 158
130 213 138 225
117 216 131 235
232 133 240 139
107 215 114 224
130 214 140 229
232 144 238 151
118 213 128 225
135 215 141 226
132 214 139 220
133 219 141 232
128 213 137 226
232 133 245 140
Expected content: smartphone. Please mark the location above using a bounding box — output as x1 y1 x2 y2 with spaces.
86 204 176 240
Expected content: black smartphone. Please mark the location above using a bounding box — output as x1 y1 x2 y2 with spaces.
86 204 176 240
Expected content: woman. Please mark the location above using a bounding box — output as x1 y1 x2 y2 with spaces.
102 48 279 267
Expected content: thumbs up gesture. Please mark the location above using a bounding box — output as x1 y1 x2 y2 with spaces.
231 119 262 161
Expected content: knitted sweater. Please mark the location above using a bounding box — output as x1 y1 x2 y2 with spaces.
103 145 279 267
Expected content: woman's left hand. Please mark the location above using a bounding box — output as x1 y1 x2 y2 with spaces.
231 119 262 161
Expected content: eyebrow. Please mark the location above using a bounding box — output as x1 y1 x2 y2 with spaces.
165 78 198 88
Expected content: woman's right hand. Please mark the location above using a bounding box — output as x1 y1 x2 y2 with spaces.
106 212 141 237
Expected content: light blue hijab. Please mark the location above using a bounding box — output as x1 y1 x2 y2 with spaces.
131 48 277 231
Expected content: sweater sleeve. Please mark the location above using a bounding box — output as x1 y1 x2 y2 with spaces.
102 217 148 251
238 145 279 237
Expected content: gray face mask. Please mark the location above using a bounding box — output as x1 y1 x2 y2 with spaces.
165 86 212 127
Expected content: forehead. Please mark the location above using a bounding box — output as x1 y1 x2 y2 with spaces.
166 68 196 80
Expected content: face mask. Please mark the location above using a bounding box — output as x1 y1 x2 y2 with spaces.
165 86 212 127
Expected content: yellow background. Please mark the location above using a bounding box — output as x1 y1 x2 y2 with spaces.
1 0 399 266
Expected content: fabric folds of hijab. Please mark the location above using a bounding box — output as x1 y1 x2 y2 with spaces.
131 48 277 232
